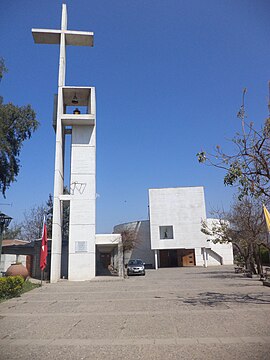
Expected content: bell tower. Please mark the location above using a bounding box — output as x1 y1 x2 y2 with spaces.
32 4 96 282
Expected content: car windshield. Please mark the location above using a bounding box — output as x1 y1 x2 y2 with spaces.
128 260 143 265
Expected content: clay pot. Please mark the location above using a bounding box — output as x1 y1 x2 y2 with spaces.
6 263 28 280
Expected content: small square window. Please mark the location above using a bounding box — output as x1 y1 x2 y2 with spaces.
159 226 174 239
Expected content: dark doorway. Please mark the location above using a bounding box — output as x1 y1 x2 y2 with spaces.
159 249 178 267
61 241 68 279
100 253 111 269
96 249 112 276
159 249 196 267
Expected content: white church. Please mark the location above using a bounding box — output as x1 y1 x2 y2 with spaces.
114 186 234 270
33 5 233 282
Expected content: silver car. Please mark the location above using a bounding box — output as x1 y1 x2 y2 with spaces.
127 259 145 276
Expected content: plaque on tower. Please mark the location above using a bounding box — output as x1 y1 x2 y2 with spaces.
75 241 88 253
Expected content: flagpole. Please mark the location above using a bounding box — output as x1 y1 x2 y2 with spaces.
268 232 270 266
263 204 270 266
40 214 48 286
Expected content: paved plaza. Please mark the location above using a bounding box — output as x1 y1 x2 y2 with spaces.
0 266 270 359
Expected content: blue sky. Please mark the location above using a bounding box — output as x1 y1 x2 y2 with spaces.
0 0 269 232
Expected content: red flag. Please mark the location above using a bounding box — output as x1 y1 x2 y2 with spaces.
40 216 48 270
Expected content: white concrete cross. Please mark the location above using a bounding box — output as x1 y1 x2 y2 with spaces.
32 3 94 86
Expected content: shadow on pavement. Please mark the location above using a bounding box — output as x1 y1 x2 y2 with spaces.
189 270 252 280
181 291 270 306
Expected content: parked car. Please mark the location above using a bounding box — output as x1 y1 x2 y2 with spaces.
127 259 145 276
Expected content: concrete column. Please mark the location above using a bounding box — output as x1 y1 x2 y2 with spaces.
58 4 67 87
50 21 66 283
50 103 64 283
154 250 159 270
202 247 208 268
118 243 124 278
68 125 96 281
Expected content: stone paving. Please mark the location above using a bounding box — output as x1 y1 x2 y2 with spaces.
0 266 270 359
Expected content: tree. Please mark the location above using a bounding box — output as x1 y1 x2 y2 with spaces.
115 224 143 277
197 87 270 199
0 57 7 82
201 196 270 275
46 194 53 239
121 229 138 257
2 222 23 240
62 187 70 241
0 58 39 197
120 228 138 277
113 223 141 276
21 204 47 241
18 190 69 241
45 189 70 241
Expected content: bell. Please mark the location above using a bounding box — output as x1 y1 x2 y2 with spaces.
72 93 78 105
73 108 81 115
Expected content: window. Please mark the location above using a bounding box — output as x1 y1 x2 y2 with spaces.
159 226 174 239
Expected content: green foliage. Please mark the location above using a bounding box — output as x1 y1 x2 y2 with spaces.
196 151 206 163
21 280 40 294
201 218 230 244
223 162 243 186
234 254 245 268
46 194 53 238
45 188 69 240
0 57 8 81
0 275 24 299
0 58 39 197
0 103 39 196
260 247 270 265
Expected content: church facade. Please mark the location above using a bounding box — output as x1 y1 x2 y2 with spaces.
114 186 234 269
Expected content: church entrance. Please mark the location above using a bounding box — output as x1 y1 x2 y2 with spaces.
159 249 195 267
100 253 111 269
178 249 195 266
96 244 120 276
159 250 178 267
96 250 112 276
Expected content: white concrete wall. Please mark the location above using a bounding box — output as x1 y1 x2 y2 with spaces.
148 187 234 267
149 187 208 250
68 125 96 281
205 219 234 265
113 220 155 267
0 255 27 273
112 188 234 269
195 247 205 266
95 234 121 245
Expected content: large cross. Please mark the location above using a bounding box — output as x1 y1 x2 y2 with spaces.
32 4 94 86
31 4 95 283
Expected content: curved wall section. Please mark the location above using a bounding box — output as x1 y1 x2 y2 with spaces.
113 220 155 268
